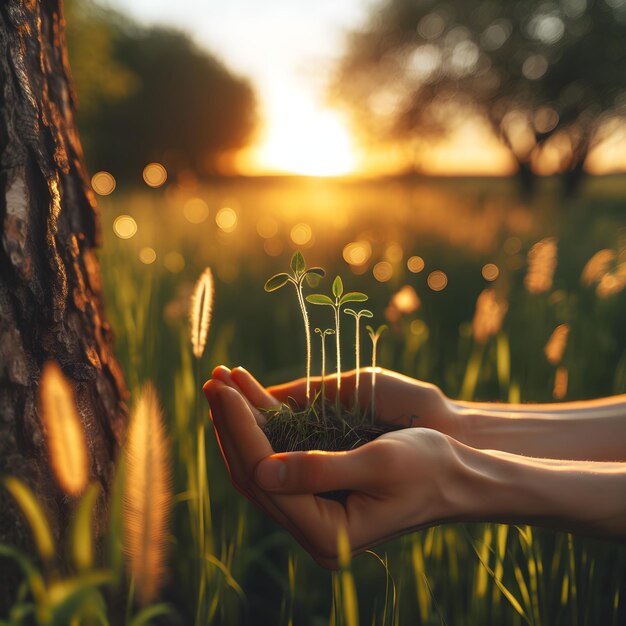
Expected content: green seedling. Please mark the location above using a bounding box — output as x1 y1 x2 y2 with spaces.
265 251 325 403
344 308 373 405
366 324 388 422
314 327 335 420
306 276 367 399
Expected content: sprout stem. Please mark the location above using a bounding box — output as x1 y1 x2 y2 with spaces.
371 335 378 423
296 280 312 404
354 315 361 404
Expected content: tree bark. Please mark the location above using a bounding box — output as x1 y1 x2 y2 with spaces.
0 0 128 608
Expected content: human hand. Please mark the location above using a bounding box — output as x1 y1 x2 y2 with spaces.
203 367 464 568
267 367 458 435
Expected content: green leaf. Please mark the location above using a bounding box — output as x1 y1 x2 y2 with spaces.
340 292 368 305
3 478 55 562
305 267 325 277
48 571 113 624
306 294 335 306
71 483 101 571
264 273 290 292
366 324 387 338
128 603 172 626
332 276 344 298
344 308 356 317
291 251 306 276
0 544 46 604
360 309 374 318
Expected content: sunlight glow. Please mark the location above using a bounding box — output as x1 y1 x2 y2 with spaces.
250 99 357 176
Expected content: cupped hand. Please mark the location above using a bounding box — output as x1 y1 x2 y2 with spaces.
203 366 462 568
266 367 457 435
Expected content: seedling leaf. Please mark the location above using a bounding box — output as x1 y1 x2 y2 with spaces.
264 273 290 292
291 251 306 276
361 309 374 318
305 267 325 277
340 292 368 305
332 276 344 298
306 294 335 306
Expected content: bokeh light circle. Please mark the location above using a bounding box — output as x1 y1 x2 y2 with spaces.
343 241 372 266
142 163 168 187
407 255 425 273
290 223 312 246
257 215 279 239
91 171 116 196
216 207 238 233
164 251 185 273
139 247 157 264
183 197 209 224
113 215 137 239
373 261 393 282
427 270 448 291
482 263 500 281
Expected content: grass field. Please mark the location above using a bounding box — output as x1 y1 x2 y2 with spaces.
91 175 626 625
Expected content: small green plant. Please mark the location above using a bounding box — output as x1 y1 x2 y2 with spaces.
314 327 335 420
265 251 325 403
344 308 373 404
306 276 367 399
366 324 388 422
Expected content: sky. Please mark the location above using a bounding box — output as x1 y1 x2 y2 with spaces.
103 0 376 175
102 0 625 177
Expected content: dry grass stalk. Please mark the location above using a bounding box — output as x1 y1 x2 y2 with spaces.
596 262 626 298
524 237 557 294
553 366 568 400
39 361 89 496
123 383 172 605
581 249 615 286
472 288 508 344
190 267 214 359
544 324 570 365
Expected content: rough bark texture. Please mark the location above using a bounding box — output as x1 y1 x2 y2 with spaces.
0 0 128 609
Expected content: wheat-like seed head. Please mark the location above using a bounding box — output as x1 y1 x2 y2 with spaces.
544 323 570 365
190 267 214 359
123 383 172 605
524 237 558 294
472 288 508 344
581 249 616 286
38 361 89 497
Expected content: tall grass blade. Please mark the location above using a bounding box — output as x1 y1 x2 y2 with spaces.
123 383 172 605
3 477 55 563
71 483 101 571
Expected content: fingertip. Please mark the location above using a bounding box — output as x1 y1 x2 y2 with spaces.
212 365 232 381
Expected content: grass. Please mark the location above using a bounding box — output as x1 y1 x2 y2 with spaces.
95 175 626 625
4 175 625 625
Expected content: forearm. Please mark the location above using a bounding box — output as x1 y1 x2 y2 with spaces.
446 395 626 461
449 438 626 539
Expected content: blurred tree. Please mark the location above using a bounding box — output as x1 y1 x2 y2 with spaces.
0 0 127 609
66 0 257 180
332 0 626 196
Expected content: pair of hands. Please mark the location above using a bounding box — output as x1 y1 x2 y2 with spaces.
203 366 463 568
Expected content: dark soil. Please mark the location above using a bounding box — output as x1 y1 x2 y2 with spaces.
261 399 400 503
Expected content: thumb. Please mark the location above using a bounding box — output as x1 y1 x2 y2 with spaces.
254 448 375 494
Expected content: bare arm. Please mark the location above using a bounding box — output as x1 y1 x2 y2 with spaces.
449 395 626 462
268 368 626 462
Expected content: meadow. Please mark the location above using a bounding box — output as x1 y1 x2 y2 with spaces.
95 174 626 626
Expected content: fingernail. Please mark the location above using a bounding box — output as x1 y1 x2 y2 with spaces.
255 458 286 489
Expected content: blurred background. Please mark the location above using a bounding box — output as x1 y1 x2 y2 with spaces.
64 0 626 623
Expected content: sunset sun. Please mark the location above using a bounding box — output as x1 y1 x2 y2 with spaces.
250 102 358 177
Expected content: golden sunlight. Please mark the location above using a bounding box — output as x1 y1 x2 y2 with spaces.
249 102 357 176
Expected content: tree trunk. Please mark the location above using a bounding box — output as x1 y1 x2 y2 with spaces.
0 0 128 608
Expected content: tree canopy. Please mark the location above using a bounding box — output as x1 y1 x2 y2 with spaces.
332 0 626 191
66 0 257 180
